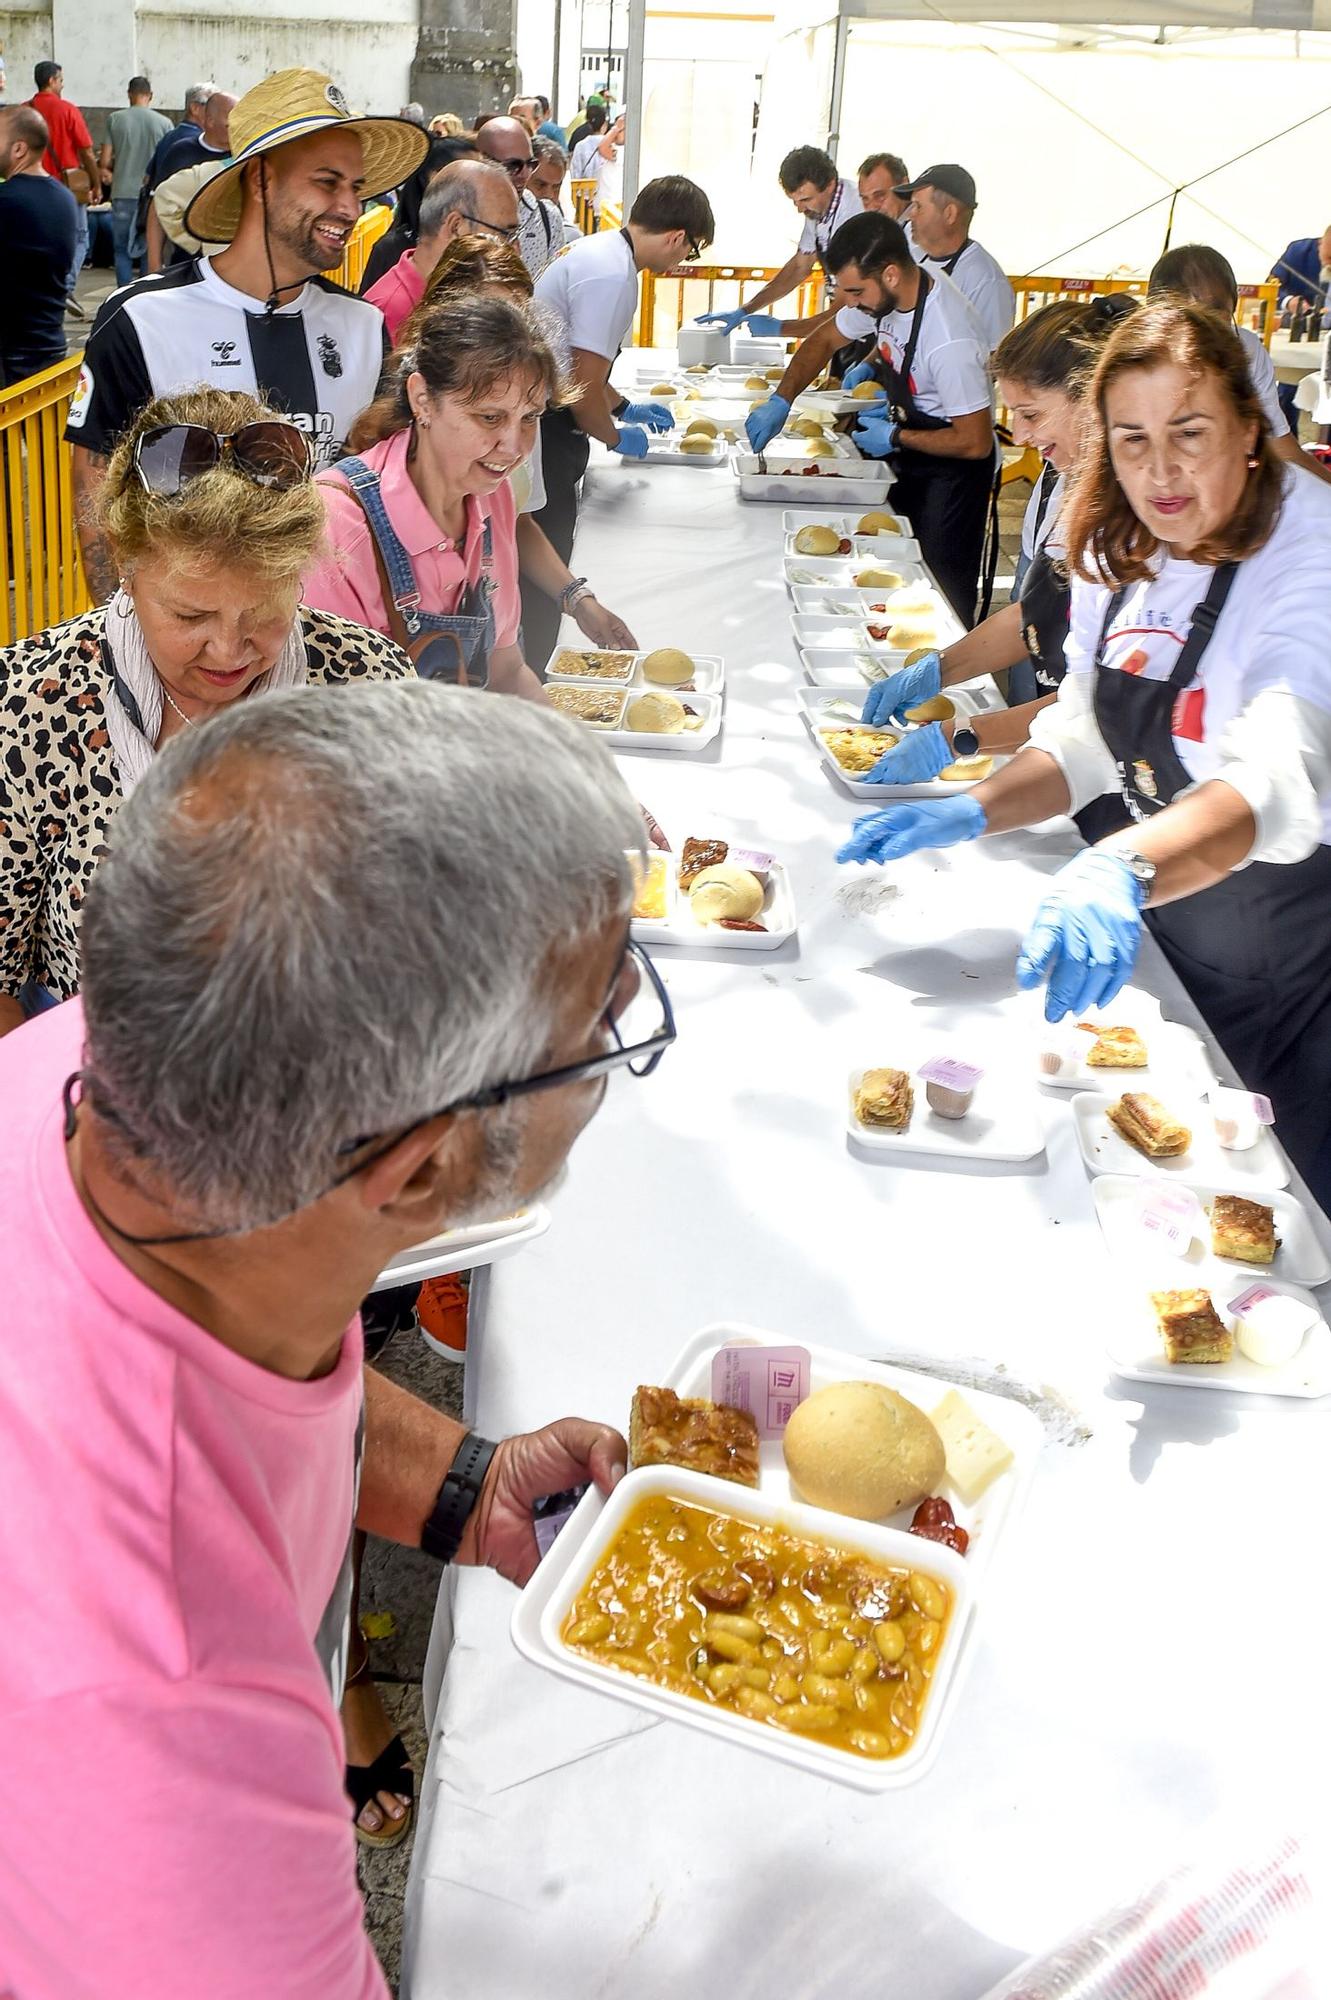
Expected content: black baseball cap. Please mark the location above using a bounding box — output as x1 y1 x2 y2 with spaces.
893 163 977 209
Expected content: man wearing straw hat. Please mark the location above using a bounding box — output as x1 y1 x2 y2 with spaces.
67 68 427 600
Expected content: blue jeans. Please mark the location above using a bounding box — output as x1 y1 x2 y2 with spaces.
110 196 142 288
67 200 89 296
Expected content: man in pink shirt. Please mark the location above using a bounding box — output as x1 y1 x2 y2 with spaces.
366 157 520 341
0 679 664 1996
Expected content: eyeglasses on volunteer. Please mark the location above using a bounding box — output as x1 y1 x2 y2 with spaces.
132 421 315 499
458 210 522 245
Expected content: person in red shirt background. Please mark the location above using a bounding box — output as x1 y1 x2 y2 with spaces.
28 59 97 319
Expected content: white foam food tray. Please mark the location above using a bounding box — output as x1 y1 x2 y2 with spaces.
548 686 723 754
512 1321 1043 1790
1071 1091 1290 1190
848 1060 1045 1164
797 683 997 733
791 578 931 616
1102 1267 1331 1399
783 548 924 590
1092 1173 1330 1290
545 647 724 694
813 720 1007 800
669 398 750 431
639 432 728 467
793 388 865 416
736 456 892 506
369 1203 550 1291
1034 1009 1214 1097
781 509 916 541
632 855 796 952
749 434 862 467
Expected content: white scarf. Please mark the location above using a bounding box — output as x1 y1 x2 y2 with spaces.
101 590 310 796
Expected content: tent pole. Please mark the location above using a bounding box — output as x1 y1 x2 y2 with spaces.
828 9 850 152
623 0 645 207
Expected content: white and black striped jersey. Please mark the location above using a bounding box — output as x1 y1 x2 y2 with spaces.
65 256 388 466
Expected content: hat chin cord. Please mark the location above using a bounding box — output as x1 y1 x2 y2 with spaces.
259 156 317 315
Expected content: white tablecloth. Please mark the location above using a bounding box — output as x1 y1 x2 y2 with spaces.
401 436 1330 1999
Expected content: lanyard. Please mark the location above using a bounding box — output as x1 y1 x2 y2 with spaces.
1095 560 1240 693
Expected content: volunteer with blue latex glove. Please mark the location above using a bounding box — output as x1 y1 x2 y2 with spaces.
612 426 650 459
619 401 674 432
699 146 864 343
745 397 790 452
840 358 883 394
861 652 942 725
837 795 986 865
1015 852 1144 1020
864 723 953 786
695 306 747 334
852 407 899 459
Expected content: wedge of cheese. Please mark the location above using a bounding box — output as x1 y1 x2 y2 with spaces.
930 1389 1014 1503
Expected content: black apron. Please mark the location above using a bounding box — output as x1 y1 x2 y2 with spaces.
876 273 993 629
1092 563 1331 1205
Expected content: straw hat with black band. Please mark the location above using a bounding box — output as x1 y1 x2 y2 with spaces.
184 68 429 247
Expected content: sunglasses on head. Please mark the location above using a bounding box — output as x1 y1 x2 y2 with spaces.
132 421 315 498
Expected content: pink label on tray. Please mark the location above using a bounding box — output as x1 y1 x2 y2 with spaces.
729 847 774 877
1133 1184 1202 1257
1230 1284 1277 1316
1250 1094 1275 1125
711 1345 811 1438
917 1056 985 1092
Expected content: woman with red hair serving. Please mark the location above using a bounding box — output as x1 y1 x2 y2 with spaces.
841 301 1331 1201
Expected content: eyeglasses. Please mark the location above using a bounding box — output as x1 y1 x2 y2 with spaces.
683 236 703 263
457 210 521 245
133 421 314 498
498 155 534 177
334 938 675 1162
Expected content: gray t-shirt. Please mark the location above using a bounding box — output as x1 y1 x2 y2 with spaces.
106 104 171 200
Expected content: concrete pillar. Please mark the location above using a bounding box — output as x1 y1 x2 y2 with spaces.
55 0 138 119
411 0 518 126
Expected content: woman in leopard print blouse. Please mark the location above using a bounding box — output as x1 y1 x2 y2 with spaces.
0 386 412 1032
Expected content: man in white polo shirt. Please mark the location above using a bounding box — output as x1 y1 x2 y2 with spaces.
894 162 1014 351
696 144 861 341
528 173 714 664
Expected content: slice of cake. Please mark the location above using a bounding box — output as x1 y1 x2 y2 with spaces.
1085 1025 1149 1069
628 1385 760 1487
1151 1288 1233 1365
1107 1092 1191 1158
1209 1195 1277 1265
854 1067 914 1131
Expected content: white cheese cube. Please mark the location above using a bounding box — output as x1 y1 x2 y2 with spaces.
930 1390 1013 1504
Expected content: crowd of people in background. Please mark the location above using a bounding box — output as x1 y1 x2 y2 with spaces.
3 50 1331 1996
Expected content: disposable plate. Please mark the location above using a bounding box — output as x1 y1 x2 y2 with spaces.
847 1061 1044 1163
545 647 724 695
631 855 796 952
790 577 930 616
1034 1014 1213 1097
512 1321 1043 1790
639 432 728 467
797 683 996 733
813 720 1008 800
1091 1174 1330 1289
547 686 723 754
1103 1270 1331 1399
369 1203 551 1292
1071 1091 1290 1189
780 509 916 540
783 547 924 589
749 434 862 467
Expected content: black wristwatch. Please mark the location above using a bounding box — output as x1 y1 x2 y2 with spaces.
420 1431 499 1565
952 724 981 758
610 394 629 418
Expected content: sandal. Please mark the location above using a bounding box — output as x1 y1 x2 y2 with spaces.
346 1731 415 1850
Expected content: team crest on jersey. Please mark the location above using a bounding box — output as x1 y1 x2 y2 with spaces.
318 334 343 378
1132 760 1158 799
66 363 93 429
325 83 350 117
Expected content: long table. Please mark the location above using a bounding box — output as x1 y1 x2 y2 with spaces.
401 435 1330 1998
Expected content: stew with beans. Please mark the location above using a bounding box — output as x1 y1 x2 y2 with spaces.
561 1493 952 1759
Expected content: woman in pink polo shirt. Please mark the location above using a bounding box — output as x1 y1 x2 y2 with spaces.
304 292 561 701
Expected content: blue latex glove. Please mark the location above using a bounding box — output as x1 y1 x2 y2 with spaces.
865 721 952 786
745 395 791 452
861 652 942 727
1015 850 1145 1022
741 312 783 336
853 407 900 458
696 308 747 333
841 359 882 393
613 425 650 460
837 795 986 865
621 401 674 432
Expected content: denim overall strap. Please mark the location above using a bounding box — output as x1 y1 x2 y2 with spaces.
336 455 424 633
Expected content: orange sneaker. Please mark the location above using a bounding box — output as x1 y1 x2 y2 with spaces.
418 1270 470 1353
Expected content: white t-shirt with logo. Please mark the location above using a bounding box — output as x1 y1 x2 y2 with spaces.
919 238 1014 351
796 177 863 259
65 256 387 467
534 227 638 368
1239 323 1289 439
1020 466 1066 565
834 267 990 422
1030 463 1331 860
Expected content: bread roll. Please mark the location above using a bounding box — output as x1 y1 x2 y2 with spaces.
857 511 902 534
678 435 716 455
626 692 687 734
688 864 764 924
648 382 676 396
806 439 836 458
783 1381 945 1520
641 647 696 687
854 568 903 589
851 381 885 401
794 525 842 556
903 694 955 724
744 373 769 390
684 416 718 437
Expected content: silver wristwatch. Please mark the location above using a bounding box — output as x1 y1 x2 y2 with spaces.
1117 851 1158 905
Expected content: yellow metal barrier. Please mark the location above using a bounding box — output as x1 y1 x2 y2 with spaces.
636 266 825 349
571 177 597 235
1012 275 1279 347
333 204 393 294
0 355 90 650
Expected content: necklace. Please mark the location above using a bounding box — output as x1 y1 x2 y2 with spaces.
159 680 196 729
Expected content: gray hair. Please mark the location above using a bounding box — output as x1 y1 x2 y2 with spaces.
183 81 215 113
80 680 642 1233
533 136 568 169
418 158 511 242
